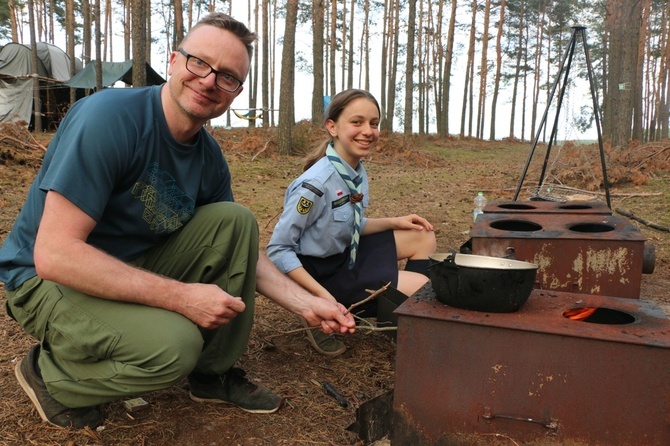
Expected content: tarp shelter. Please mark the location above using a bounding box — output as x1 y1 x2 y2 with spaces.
0 42 82 126
64 60 165 89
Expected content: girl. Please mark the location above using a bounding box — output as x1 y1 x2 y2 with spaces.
267 89 436 356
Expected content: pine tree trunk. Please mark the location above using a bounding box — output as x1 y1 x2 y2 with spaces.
66 0 76 104
476 0 490 139
262 0 270 128
28 0 42 132
657 1 670 139
603 0 642 147
277 0 298 155
418 0 427 134
441 0 457 138
632 0 649 142
329 0 337 96
403 0 416 135
312 0 325 125
145 0 151 65
48 0 55 42
173 0 184 49
509 0 524 139
382 0 399 133
8 0 19 42
489 0 505 141
347 0 354 89
363 0 370 90
94 0 102 90
131 0 147 87
340 0 347 91
387 0 400 132
105 0 112 60
432 0 444 136
461 0 477 137
247 0 259 129
521 17 530 140
530 1 545 140
82 0 91 66
124 0 131 61
380 0 390 119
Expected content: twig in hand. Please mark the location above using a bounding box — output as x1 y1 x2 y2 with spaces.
345 282 391 315
265 282 394 339
265 325 320 338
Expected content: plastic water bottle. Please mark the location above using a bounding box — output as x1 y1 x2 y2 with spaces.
473 192 487 222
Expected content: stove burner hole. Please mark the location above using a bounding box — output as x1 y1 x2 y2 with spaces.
569 222 615 233
490 220 543 232
497 203 536 210
558 204 593 210
563 307 635 325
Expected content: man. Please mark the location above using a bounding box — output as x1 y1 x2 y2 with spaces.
0 13 355 429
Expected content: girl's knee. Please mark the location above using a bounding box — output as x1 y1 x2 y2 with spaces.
423 229 437 252
397 228 437 258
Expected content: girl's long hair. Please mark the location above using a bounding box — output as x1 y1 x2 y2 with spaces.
303 89 381 171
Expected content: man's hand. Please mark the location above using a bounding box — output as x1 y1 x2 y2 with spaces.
303 300 355 334
256 254 356 335
176 283 246 329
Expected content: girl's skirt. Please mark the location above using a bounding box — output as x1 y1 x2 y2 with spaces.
298 230 398 316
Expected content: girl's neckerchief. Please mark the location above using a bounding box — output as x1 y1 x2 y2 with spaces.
326 144 363 269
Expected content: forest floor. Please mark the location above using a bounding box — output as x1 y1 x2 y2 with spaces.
0 123 669 445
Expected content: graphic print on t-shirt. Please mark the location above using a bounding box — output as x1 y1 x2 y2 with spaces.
132 163 195 234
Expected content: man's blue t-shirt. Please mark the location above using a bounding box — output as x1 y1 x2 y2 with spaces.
0 85 233 291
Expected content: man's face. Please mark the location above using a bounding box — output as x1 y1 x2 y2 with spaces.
167 25 249 123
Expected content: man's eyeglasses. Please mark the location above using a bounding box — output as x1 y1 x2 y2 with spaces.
178 48 244 93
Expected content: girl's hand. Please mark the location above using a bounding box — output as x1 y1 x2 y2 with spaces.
395 214 434 232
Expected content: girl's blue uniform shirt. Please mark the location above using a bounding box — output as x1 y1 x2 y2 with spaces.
267 156 369 274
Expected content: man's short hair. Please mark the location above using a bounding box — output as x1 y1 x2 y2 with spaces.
182 13 257 62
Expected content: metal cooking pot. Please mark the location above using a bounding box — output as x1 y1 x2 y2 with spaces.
428 251 538 313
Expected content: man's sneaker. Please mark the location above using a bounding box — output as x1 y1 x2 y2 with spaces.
15 345 103 429
188 368 284 414
302 318 347 357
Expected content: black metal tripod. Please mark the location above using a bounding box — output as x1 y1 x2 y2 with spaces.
513 26 611 208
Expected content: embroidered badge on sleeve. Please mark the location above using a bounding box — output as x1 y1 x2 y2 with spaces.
297 196 314 215
300 182 324 197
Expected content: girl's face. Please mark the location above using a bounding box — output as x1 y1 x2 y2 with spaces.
326 97 380 168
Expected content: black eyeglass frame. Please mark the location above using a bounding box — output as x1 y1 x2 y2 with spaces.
177 48 244 93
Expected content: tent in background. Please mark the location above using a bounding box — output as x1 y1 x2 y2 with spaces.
64 60 165 89
0 42 82 126
0 42 164 128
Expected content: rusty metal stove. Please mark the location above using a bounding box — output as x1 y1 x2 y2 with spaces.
469 208 654 299
391 285 670 445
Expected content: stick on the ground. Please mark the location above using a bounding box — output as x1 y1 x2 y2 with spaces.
0 135 47 152
251 140 272 161
615 207 670 232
